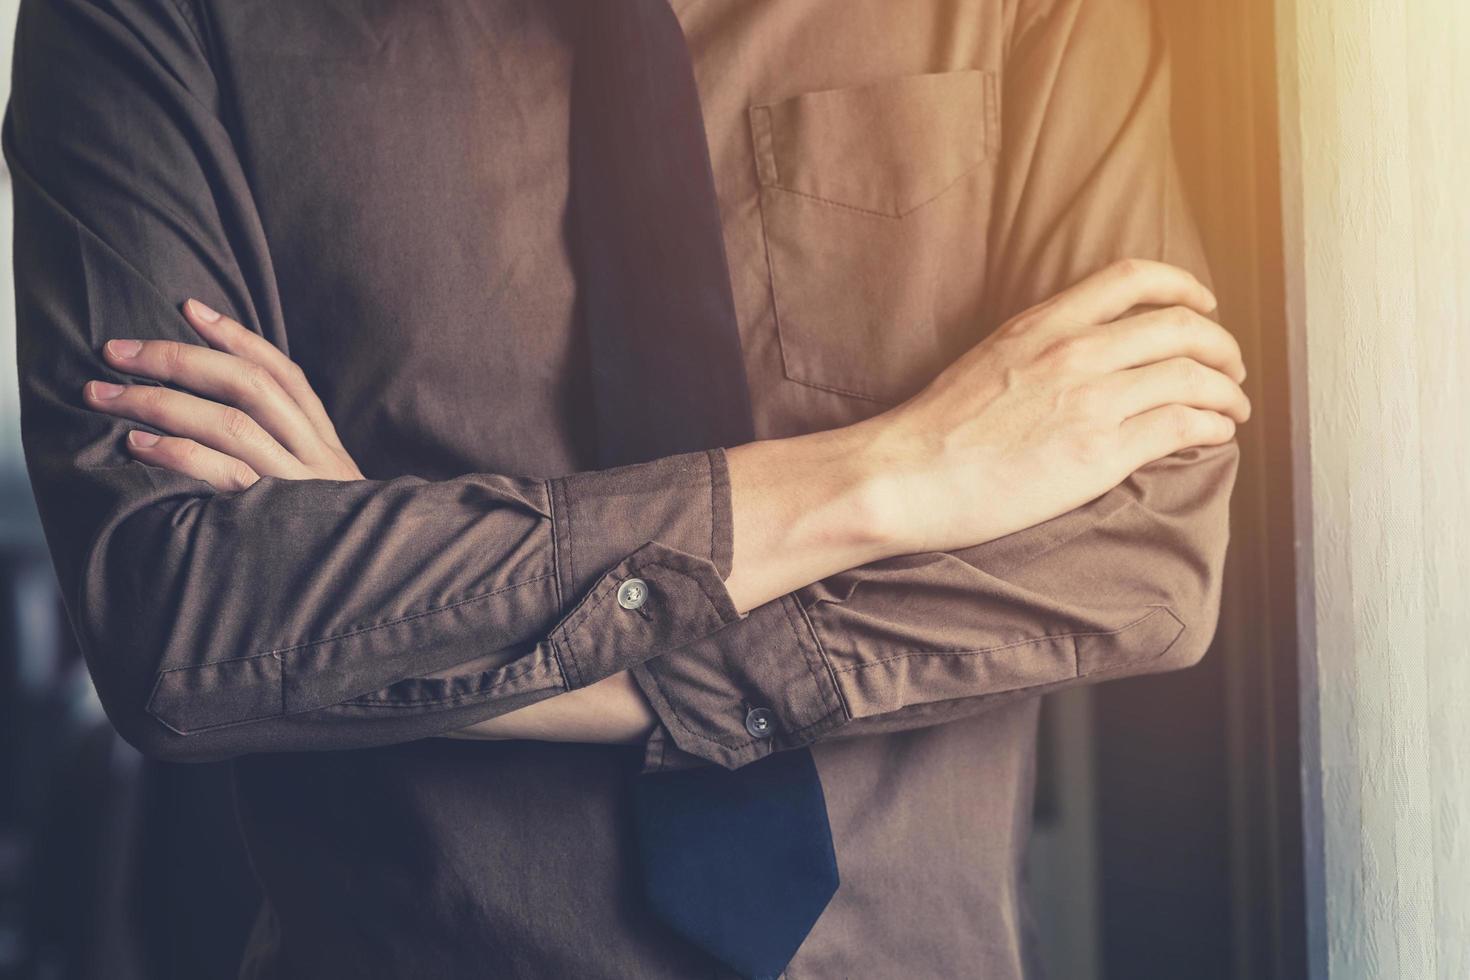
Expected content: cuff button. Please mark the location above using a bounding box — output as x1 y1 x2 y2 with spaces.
617 577 649 610
745 707 776 739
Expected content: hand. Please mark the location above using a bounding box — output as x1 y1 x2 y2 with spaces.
858 258 1250 554
84 299 364 489
84 298 654 745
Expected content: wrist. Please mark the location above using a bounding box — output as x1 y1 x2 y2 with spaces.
722 422 905 611
836 410 939 557
447 672 656 744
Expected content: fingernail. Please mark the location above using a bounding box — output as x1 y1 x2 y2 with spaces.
88 380 125 400
186 298 222 323
107 339 142 358
127 430 161 448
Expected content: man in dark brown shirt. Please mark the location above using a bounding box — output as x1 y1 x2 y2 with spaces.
7 0 1248 976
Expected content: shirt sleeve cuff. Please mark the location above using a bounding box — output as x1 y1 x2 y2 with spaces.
544 448 743 689
548 540 741 689
630 594 849 772
548 447 734 598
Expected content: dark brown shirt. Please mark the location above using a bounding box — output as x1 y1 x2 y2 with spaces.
7 0 1237 976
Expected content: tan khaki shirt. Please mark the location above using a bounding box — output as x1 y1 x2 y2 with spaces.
7 0 1236 976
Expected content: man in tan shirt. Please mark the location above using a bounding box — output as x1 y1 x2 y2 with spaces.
8 0 1246 976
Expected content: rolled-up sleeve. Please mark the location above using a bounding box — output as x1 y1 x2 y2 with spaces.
632 0 1240 771
8 0 743 762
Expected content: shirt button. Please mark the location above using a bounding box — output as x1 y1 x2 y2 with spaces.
745 707 776 739
616 578 649 610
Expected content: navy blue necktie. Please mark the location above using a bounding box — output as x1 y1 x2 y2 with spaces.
569 2 839 977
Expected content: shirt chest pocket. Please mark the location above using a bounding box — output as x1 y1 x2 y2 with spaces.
750 69 1000 404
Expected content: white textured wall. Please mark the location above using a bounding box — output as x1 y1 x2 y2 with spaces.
1276 1 1470 978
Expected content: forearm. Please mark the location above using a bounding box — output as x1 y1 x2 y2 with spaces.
447 0 1248 753
721 420 909 612
445 671 658 744
448 422 903 742
452 263 1245 747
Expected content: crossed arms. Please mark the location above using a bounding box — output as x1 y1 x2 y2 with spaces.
8 0 1244 770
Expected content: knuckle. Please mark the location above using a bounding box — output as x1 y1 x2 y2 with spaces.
1195 307 1227 331
1070 426 1114 466
1169 405 1199 443
229 462 258 491
1174 357 1204 385
220 406 256 441
1111 257 1146 280
1169 304 1200 327
241 362 275 396
1001 307 1046 340
1068 381 1109 420
134 384 165 411
158 340 187 375
1039 336 1089 373
984 331 1021 366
